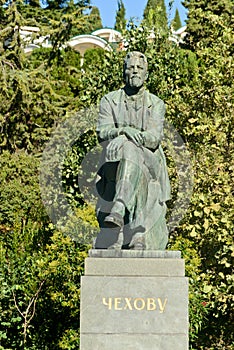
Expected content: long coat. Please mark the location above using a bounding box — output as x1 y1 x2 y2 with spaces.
95 88 171 249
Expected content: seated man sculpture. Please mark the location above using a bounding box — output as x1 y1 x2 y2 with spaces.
95 51 170 250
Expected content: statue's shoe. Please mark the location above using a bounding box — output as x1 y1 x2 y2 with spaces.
104 212 124 228
130 235 146 250
131 242 146 250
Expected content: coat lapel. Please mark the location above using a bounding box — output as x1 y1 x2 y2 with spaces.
142 90 153 131
110 88 153 130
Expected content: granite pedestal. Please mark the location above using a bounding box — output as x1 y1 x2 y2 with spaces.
80 250 189 350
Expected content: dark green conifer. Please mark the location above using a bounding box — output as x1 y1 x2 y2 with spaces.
143 0 168 31
114 0 127 32
172 8 182 30
89 6 103 31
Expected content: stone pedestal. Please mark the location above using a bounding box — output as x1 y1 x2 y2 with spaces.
80 250 189 350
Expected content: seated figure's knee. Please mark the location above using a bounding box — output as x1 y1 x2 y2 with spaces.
122 140 143 161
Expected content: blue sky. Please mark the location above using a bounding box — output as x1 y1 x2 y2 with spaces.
90 0 188 28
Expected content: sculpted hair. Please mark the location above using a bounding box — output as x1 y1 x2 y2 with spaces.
123 51 148 81
124 51 148 69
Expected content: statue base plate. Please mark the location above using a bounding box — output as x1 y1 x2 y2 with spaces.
80 250 189 350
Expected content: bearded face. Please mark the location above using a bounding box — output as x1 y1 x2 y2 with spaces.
124 57 148 89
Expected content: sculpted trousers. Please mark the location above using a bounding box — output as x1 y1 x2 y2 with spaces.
112 141 147 214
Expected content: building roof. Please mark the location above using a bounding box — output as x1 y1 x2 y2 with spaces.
68 34 112 56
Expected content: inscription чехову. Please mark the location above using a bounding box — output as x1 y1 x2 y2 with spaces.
102 297 168 313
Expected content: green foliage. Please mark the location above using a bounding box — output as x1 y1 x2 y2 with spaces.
32 231 89 349
0 55 65 152
0 1 90 152
62 128 98 208
62 205 99 244
1 228 89 349
28 46 83 110
83 47 105 69
169 238 209 342
172 8 182 30
114 0 127 32
0 151 46 230
88 6 103 32
80 49 125 104
43 0 90 10
143 0 168 32
0 151 94 348
26 0 41 7
183 0 233 51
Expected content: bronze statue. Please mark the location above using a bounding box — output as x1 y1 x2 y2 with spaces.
95 51 170 250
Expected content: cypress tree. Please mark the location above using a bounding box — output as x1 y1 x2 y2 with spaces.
172 8 182 30
114 0 127 32
89 6 103 31
45 0 90 10
143 0 168 31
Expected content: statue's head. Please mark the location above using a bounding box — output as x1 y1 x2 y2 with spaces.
123 51 148 89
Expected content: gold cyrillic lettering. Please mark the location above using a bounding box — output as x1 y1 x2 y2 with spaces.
134 298 145 310
124 298 133 310
114 298 122 310
158 298 167 313
102 298 112 310
147 298 157 311
102 297 168 312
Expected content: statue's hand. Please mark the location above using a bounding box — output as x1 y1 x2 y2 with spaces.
123 127 144 146
106 135 126 161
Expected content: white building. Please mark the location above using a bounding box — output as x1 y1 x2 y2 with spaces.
18 25 187 57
